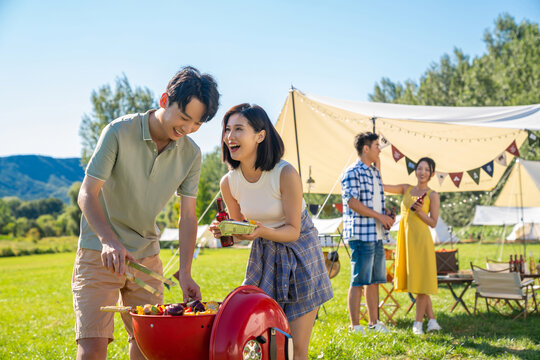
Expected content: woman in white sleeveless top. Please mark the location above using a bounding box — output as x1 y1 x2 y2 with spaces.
210 104 333 360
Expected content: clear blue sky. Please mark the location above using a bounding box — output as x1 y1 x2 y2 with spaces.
0 0 538 158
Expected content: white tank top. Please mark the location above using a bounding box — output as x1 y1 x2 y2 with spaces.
227 160 305 228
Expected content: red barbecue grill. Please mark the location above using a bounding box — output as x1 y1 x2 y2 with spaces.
132 285 293 360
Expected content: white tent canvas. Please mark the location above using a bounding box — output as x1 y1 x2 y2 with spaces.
390 215 458 244
506 223 540 242
472 205 540 225
495 159 540 207
160 225 220 248
159 228 178 242
312 217 342 235
312 217 343 246
275 89 538 193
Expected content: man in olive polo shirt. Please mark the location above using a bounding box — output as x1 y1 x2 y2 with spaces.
73 66 219 360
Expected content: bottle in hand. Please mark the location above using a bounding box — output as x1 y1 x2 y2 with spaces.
216 198 234 247
410 192 427 211
384 207 396 230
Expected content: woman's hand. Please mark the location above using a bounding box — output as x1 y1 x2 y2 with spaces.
411 201 424 213
209 220 222 238
234 221 265 241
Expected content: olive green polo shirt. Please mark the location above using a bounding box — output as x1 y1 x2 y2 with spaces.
79 110 202 259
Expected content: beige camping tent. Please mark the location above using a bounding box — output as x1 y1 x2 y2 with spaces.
275 89 540 193
495 159 540 207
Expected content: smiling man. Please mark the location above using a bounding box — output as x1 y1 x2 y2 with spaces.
73 66 219 360
341 132 395 335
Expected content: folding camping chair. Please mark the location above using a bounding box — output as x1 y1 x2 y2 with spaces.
471 263 538 320
485 258 510 272
359 248 400 324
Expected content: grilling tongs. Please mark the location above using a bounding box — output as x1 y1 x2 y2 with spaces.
125 259 176 296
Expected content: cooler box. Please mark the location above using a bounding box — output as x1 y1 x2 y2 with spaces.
435 249 458 274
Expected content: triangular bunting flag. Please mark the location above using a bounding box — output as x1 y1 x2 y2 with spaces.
309 204 319 215
323 204 333 216
449 172 463 188
528 131 537 145
467 168 481 185
391 145 404 162
505 140 520 157
333 203 343 214
378 133 391 150
405 157 416 174
481 161 494 177
495 152 507 166
435 171 447 186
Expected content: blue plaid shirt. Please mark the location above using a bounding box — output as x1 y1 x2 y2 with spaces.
341 160 386 242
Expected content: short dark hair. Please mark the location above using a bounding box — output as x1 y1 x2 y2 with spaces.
166 66 220 123
221 104 284 171
415 157 436 174
354 132 379 155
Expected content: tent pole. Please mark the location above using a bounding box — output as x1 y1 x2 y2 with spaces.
162 190 221 275
517 158 526 259
290 86 302 181
371 117 376 133
497 223 507 261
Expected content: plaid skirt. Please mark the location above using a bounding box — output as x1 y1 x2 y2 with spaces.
243 210 334 321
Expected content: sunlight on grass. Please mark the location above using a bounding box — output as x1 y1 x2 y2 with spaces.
0 244 539 359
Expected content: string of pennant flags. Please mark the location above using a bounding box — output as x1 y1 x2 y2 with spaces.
305 132 538 213
378 131 540 189
307 195 491 213
440 192 489 208
309 203 343 216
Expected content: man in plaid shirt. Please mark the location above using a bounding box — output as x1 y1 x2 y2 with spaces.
341 132 395 334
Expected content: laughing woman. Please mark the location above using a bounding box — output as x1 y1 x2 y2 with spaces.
383 157 442 335
210 104 333 360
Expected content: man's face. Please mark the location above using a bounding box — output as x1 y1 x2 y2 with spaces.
364 140 381 163
161 98 206 141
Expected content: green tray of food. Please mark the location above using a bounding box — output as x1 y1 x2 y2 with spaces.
217 220 257 236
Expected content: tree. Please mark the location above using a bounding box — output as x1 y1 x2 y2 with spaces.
370 14 539 107
369 14 540 227
156 147 229 229
62 182 82 235
36 214 58 237
0 199 14 234
79 74 157 166
10 198 64 220
197 147 229 224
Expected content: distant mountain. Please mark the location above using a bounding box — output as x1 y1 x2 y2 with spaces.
0 155 84 203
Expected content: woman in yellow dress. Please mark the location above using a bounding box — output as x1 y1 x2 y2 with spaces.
383 157 442 335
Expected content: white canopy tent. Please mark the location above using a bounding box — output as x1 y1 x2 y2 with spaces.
390 215 458 244
275 89 539 193
507 223 540 242
312 217 342 247
472 206 540 226
486 159 540 244
494 159 540 207
312 217 342 235
160 225 220 248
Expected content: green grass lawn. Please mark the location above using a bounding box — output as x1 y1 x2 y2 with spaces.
0 243 539 359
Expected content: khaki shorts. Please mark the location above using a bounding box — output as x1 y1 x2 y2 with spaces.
72 248 164 342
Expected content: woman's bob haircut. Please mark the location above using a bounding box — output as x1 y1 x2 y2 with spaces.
221 103 284 171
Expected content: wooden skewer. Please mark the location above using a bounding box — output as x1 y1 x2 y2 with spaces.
100 306 133 313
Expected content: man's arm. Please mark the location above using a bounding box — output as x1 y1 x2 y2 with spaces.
177 195 201 302
348 197 394 229
78 175 135 275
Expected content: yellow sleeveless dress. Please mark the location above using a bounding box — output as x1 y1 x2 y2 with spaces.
394 186 438 295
